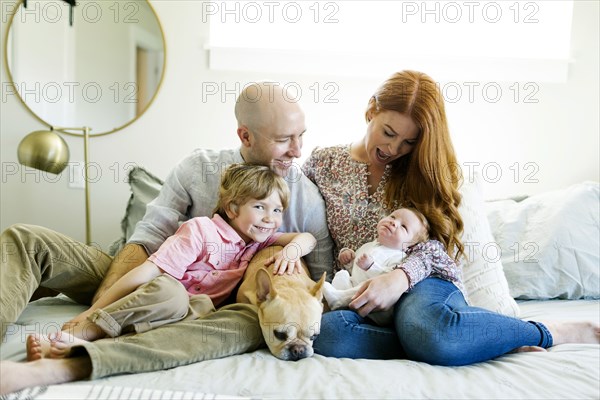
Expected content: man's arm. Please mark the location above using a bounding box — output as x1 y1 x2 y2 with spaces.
92 243 149 303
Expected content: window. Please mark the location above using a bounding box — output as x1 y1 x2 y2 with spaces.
206 0 574 82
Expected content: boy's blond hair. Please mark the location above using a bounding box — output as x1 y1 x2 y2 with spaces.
213 163 290 220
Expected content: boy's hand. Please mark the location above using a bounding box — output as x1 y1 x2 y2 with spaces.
264 244 303 275
357 253 374 270
338 248 356 265
61 308 94 332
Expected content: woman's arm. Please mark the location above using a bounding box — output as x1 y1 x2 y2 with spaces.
348 240 455 317
396 240 452 290
264 232 317 275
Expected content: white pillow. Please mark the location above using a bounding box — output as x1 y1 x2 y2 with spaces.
485 182 599 300
459 174 520 317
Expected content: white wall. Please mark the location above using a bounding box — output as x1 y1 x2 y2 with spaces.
1 0 598 251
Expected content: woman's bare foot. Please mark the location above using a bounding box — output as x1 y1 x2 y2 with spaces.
0 358 92 395
541 320 600 346
511 346 547 353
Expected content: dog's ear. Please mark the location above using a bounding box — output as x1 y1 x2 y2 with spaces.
311 272 327 300
256 268 277 303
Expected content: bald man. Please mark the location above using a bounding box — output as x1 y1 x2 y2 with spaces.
103 82 332 300
0 83 334 393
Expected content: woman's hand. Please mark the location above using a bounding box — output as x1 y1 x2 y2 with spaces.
349 269 410 317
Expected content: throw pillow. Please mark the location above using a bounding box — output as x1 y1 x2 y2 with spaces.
459 174 521 317
108 167 163 256
485 182 599 300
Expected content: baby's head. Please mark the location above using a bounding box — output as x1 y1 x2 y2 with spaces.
376 207 429 251
214 163 290 242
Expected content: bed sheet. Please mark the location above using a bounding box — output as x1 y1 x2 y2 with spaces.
1 297 599 399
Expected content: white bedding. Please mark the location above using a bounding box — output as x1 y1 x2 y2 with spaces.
1 296 599 399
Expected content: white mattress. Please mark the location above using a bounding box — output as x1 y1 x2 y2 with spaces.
2 296 599 399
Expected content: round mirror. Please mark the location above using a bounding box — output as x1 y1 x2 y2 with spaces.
5 0 166 136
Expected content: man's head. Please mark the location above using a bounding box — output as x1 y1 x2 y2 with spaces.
235 82 306 177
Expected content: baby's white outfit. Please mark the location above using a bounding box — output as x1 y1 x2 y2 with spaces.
324 240 406 325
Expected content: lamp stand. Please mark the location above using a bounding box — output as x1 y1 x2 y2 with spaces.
57 126 93 245
82 126 91 245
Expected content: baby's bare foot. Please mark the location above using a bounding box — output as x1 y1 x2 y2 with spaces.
542 320 600 346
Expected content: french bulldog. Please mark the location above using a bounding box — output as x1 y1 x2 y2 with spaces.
237 246 326 361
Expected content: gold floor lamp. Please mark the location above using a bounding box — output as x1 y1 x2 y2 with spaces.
17 126 93 245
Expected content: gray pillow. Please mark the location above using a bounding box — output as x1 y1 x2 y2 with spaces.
108 167 163 256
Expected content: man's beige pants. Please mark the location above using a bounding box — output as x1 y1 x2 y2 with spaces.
1 224 265 378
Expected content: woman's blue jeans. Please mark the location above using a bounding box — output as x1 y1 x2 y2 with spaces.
314 278 552 366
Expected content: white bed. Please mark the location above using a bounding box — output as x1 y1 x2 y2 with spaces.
1 171 598 399
1 296 599 399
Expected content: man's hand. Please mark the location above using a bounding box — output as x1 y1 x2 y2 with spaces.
349 269 409 317
92 243 148 304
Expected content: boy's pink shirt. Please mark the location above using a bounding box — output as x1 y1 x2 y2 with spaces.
148 214 282 306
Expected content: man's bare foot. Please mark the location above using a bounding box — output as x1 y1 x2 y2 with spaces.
0 358 92 395
26 334 53 361
541 320 600 346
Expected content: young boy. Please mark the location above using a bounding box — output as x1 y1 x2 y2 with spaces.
27 164 316 359
323 207 436 325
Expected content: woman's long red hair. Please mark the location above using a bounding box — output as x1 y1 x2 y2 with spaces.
366 70 464 260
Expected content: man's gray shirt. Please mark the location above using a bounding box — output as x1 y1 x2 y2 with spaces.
129 148 334 281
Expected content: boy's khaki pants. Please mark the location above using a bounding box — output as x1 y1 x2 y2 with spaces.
87 274 216 337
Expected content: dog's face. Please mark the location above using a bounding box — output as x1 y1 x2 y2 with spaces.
251 268 325 361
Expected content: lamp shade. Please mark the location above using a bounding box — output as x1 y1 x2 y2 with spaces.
17 130 70 174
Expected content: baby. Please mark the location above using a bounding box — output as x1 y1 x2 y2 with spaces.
323 207 429 325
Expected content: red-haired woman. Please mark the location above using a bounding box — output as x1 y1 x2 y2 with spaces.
303 70 599 365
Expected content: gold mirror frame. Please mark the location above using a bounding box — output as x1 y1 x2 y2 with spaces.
3 0 167 138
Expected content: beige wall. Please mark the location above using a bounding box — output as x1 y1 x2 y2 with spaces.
1 0 598 251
